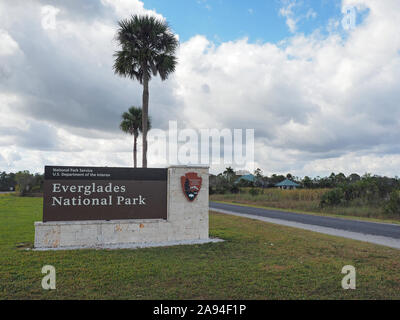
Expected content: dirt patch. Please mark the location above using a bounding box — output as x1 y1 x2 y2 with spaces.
263 264 290 271
16 242 33 249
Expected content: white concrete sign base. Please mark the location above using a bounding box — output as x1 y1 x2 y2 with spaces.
34 166 210 250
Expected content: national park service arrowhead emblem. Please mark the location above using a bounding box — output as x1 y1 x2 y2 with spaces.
181 172 202 202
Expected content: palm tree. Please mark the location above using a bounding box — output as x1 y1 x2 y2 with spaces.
223 167 235 183
223 167 235 176
113 15 178 168
120 106 151 168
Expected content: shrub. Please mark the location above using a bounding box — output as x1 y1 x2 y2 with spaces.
320 188 345 207
216 186 229 194
384 190 400 215
249 188 260 196
209 186 215 195
230 185 240 194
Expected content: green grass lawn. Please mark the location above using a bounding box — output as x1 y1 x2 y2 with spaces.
1 195 400 300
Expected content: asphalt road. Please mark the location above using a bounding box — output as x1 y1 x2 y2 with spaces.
210 202 400 239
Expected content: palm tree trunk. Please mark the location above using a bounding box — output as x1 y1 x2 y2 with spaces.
133 134 138 168
142 74 149 168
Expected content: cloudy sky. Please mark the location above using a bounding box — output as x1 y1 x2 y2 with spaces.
1 0 399 177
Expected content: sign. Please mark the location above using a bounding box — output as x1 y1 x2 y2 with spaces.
181 172 202 202
43 166 167 222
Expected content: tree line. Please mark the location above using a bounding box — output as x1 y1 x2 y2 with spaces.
2 168 400 214
0 171 44 195
210 168 400 214
210 168 397 192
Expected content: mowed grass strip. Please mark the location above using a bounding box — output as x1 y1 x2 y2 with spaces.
0 195 399 300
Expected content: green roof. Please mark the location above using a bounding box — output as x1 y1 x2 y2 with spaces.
236 174 255 183
275 179 300 187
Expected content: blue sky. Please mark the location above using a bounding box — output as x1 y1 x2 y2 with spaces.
144 0 343 43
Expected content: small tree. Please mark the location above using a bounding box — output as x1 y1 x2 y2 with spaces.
254 168 264 188
302 176 313 188
223 167 235 183
385 190 400 215
120 106 151 168
15 171 33 196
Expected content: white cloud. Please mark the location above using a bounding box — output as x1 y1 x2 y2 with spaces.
173 0 400 175
100 0 164 20
279 1 317 34
197 0 212 11
306 8 317 19
279 1 298 33
0 29 19 56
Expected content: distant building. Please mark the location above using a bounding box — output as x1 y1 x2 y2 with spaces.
235 174 255 184
275 179 300 190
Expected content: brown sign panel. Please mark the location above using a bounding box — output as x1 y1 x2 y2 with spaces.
43 166 167 222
